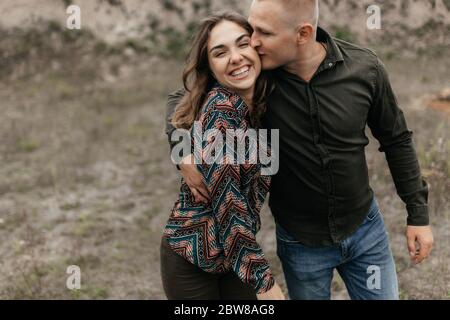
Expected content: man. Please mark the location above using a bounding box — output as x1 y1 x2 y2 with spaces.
165 0 433 300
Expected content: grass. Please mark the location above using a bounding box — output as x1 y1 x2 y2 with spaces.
0 25 448 300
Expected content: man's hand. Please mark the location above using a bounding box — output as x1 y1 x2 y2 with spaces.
406 225 433 265
180 154 210 204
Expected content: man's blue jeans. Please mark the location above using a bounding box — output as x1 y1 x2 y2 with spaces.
276 198 399 300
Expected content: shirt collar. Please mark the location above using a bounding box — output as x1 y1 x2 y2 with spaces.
316 26 344 64
211 82 248 114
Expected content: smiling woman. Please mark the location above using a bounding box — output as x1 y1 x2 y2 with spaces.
207 20 261 107
161 11 285 300
170 12 271 131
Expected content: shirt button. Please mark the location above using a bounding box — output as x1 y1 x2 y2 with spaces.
328 63 333 67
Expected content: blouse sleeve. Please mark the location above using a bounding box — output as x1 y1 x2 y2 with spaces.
195 95 275 294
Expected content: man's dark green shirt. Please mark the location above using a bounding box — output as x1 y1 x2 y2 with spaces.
165 27 429 247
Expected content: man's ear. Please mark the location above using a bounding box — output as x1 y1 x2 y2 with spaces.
296 24 314 45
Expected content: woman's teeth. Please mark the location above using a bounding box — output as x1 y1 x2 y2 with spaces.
231 66 250 78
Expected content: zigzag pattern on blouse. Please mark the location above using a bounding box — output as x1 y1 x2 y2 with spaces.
164 83 274 294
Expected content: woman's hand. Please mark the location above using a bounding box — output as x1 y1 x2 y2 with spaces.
256 282 286 300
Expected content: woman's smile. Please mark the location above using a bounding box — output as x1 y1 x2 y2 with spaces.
228 64 255 81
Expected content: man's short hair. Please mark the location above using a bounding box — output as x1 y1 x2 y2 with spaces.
256 0 319 29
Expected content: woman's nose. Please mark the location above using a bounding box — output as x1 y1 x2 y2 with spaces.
230 48 244 64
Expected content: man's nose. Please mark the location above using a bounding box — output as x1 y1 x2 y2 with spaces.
251 34 261 48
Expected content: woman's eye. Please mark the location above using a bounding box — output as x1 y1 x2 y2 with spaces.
215 52 225 57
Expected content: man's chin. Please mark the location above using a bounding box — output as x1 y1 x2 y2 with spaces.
261 60 278 71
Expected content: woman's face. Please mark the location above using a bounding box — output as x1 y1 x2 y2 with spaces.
207 20 261 97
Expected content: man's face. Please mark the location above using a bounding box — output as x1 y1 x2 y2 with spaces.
248 1 299 70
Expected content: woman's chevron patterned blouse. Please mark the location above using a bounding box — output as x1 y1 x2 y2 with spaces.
164 83 275 294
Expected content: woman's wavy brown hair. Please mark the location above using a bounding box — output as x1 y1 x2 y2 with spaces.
171 11 272 130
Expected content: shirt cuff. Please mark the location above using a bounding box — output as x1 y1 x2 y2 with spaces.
255 273 275 295
406 205 429 226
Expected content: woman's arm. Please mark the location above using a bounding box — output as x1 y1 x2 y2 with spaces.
196 94 275 294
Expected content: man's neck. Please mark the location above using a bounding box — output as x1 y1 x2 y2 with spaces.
284 41 327 83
